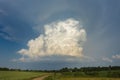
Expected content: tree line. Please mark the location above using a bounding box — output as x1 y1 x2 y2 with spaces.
0 66 120 72
59 66 120 72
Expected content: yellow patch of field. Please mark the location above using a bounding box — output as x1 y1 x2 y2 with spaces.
60 78 120 80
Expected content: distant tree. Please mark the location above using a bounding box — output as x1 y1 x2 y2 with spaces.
60 67 69 72
0 67 9 71
73 67 78 72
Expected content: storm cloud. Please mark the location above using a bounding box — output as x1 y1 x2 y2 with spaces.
18 18 87 61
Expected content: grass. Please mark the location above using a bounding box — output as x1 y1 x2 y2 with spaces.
0 71 47 80
0 70 120 80
45 75 120 80
44 70 120 80
60 77 120 80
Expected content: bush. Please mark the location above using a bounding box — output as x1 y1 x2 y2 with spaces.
85 71 99 77
107 71 120 78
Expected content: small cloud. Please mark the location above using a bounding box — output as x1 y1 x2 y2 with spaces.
112 54 120 59
102 57 113 63
0 33 13 41
12 57 27 62
0 26 16 41
16 18 87 62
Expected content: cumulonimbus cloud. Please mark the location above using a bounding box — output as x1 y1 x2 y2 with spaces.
17 18 87 61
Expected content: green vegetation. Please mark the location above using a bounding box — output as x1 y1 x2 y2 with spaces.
59 78 120 80
44 66 120 80
0 66 120 80
0 71 46 80
45 71 120 80
60 70 120 77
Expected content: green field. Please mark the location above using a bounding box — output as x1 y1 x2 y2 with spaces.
59 78 120 80
45 70 120 80
45 75 120 80
0 70 120 80
0 71 47 80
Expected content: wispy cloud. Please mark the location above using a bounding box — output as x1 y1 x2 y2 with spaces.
0 33 13 41
112 54 120 59
102 54 120 63
0 26 16 41
17 18 87 62
102 57 113 63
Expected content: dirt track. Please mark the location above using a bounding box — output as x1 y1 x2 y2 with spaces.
33 75 49 80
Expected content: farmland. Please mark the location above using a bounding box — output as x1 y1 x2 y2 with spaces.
45 71 120 80
59 78 120 80
0 70 120 80
44 66 120 80
0 66 120 80
0 71 47 80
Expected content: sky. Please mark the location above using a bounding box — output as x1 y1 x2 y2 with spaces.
0 0 120 70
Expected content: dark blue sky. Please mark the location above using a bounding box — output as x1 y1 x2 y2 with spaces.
0 0 120 70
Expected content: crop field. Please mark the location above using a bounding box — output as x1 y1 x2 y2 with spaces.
0 69 120 80
45 75 120 80
59 78 120 80
0 71 47 80
45 70 120 80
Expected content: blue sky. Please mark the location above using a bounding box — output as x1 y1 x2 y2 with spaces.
0 0 120 70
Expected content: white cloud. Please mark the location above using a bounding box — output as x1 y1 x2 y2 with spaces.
17 18 87 61
112 54 120 59
102 57 113 63
12 57 26 62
